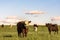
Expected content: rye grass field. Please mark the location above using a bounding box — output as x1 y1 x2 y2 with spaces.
0 25 60 40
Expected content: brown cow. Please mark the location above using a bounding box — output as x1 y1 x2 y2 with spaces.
17 21 31 37
46 23 58 34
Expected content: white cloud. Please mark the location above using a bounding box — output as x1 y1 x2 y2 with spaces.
25 10 45 14
6 16 18 19
51 16 60 21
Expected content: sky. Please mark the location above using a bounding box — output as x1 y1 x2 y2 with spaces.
0 0 60 25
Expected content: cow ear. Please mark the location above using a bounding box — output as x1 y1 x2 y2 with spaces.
29 21 31 23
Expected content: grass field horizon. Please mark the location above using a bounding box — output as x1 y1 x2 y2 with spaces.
0 25 60 40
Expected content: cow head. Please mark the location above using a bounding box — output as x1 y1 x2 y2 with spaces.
46 23 52 27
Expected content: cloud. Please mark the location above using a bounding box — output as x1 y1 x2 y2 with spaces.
25 10 45 15
6 16 18 19
0 19 4 22
51 16 60 21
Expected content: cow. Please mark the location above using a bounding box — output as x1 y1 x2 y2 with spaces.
46 23 58 34
1 24 4 28
33 24 38 32
17 21 31 37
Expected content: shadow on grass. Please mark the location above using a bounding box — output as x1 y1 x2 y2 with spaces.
3 35 12 37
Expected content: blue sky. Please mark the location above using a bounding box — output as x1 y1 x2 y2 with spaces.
0 0 60 25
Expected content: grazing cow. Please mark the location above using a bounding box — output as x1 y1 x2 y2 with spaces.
33 24 38 32
17 21 31 37
46 23 58 34
1 24 4 28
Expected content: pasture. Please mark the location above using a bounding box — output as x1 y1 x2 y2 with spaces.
0 25 60 40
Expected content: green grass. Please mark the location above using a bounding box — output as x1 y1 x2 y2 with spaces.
0 25 60 40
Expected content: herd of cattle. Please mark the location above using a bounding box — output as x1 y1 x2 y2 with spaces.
0 21 59 37
17 21 59 37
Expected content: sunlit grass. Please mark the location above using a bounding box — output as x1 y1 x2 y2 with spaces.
0 25 60 40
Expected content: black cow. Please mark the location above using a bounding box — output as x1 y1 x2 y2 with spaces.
17 21 31 37
46 23 58 34
1 24 4 28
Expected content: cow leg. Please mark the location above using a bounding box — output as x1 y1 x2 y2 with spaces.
17 30 22 37
17 30 20 36
48 29 51 34
57 31 58 34
25 29 28 37
18 32 21 37
22 29 28 37
54 30 58 35
22 33 24 37
57 29 58 34
54 30 58 34
18 32 20 36
22 29 25 37
56 30 58 34
49 31 51 34
54 31 56 35
49 32 51 34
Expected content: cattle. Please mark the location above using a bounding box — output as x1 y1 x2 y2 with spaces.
25 20 31 31
46 23 58 34
17 21 31 37
1 24 4 28
33 24 38 32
